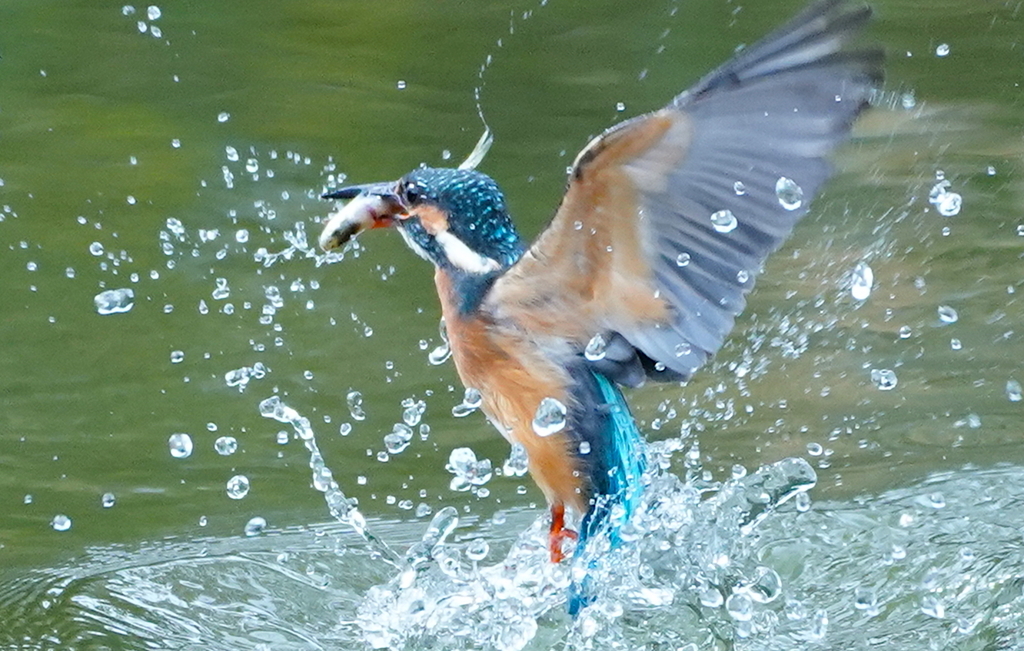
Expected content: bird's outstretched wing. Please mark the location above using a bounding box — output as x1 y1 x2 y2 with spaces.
484 0 882 384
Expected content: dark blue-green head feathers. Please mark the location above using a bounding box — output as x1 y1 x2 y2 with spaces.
319 166 525 301
397 167 525 272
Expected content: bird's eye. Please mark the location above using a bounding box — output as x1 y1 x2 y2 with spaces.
401 181 423 206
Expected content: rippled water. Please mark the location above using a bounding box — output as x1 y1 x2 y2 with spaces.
1 0 1022 648
3 459 1024 649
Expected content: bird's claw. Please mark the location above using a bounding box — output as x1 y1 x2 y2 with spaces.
549 503 578 563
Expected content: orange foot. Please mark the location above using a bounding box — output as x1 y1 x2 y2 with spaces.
548 503 578 563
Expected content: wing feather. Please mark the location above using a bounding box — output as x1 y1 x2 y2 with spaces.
484 0 882 384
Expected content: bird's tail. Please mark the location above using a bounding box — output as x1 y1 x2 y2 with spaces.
568 372 646 615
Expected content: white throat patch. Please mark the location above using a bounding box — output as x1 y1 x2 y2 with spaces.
434 230 501 275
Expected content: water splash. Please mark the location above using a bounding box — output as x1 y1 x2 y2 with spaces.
355 450 819 649
257 395 399 565
254 220 348 268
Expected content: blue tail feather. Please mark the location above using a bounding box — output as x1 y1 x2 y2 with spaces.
567 371 646 615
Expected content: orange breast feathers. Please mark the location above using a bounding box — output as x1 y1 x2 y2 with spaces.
434 270 588 515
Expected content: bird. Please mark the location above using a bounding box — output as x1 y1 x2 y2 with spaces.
318 0 881 613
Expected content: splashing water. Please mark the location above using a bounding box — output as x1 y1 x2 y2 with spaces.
257 396 399 565
254 220 349 268
355 447 818 650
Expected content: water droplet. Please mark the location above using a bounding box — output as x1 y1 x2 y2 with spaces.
170 350 184 363
898 325 912 339
699 585 723 608
775 177 804 210
920 595 945 618
532 397 567 437
396 80 407 90
244 516 267 536
870 368 898 391
850 262 873 300
226 475 250 499
51 515 72 532
950 338 962 350
445 448 492 491
584 333 607 361
745 566 782 603
733 181 746 196
94 288 135 315
217 111 230 123
452 387 482 417
674 341 692 357
384 424 414 454
725 591 753 621
935 43 950 57
675 252 691 267
853 587 878 614
808 609 829 640
211 277 230 300
101 492 116 508
710 209 737 233
578 441 591 455
929 179 950 202
938 305 958 324
1006 379 1022 402
214 436 238 455
428 318 451 365
428 339 450 364
615 101 626 112
465 538 489 561
936 192 962 216
168 433 193 458
503 443 529 477
146 5 161 20
794 491 811 512
402 398 426 426
347 390 366 420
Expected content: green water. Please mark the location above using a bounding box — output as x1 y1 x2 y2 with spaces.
1 0 1022 647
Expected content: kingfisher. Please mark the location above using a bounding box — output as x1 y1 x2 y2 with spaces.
318 0 881 608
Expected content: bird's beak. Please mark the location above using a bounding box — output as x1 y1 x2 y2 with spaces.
319 182 404 251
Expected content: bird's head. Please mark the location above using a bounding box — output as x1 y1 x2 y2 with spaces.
319 167 524 276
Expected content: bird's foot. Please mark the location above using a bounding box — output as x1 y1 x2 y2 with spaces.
548 503 578 563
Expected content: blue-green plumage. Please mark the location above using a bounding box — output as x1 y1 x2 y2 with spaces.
401 168 524 267
565 363 646 615
399 168 525 313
